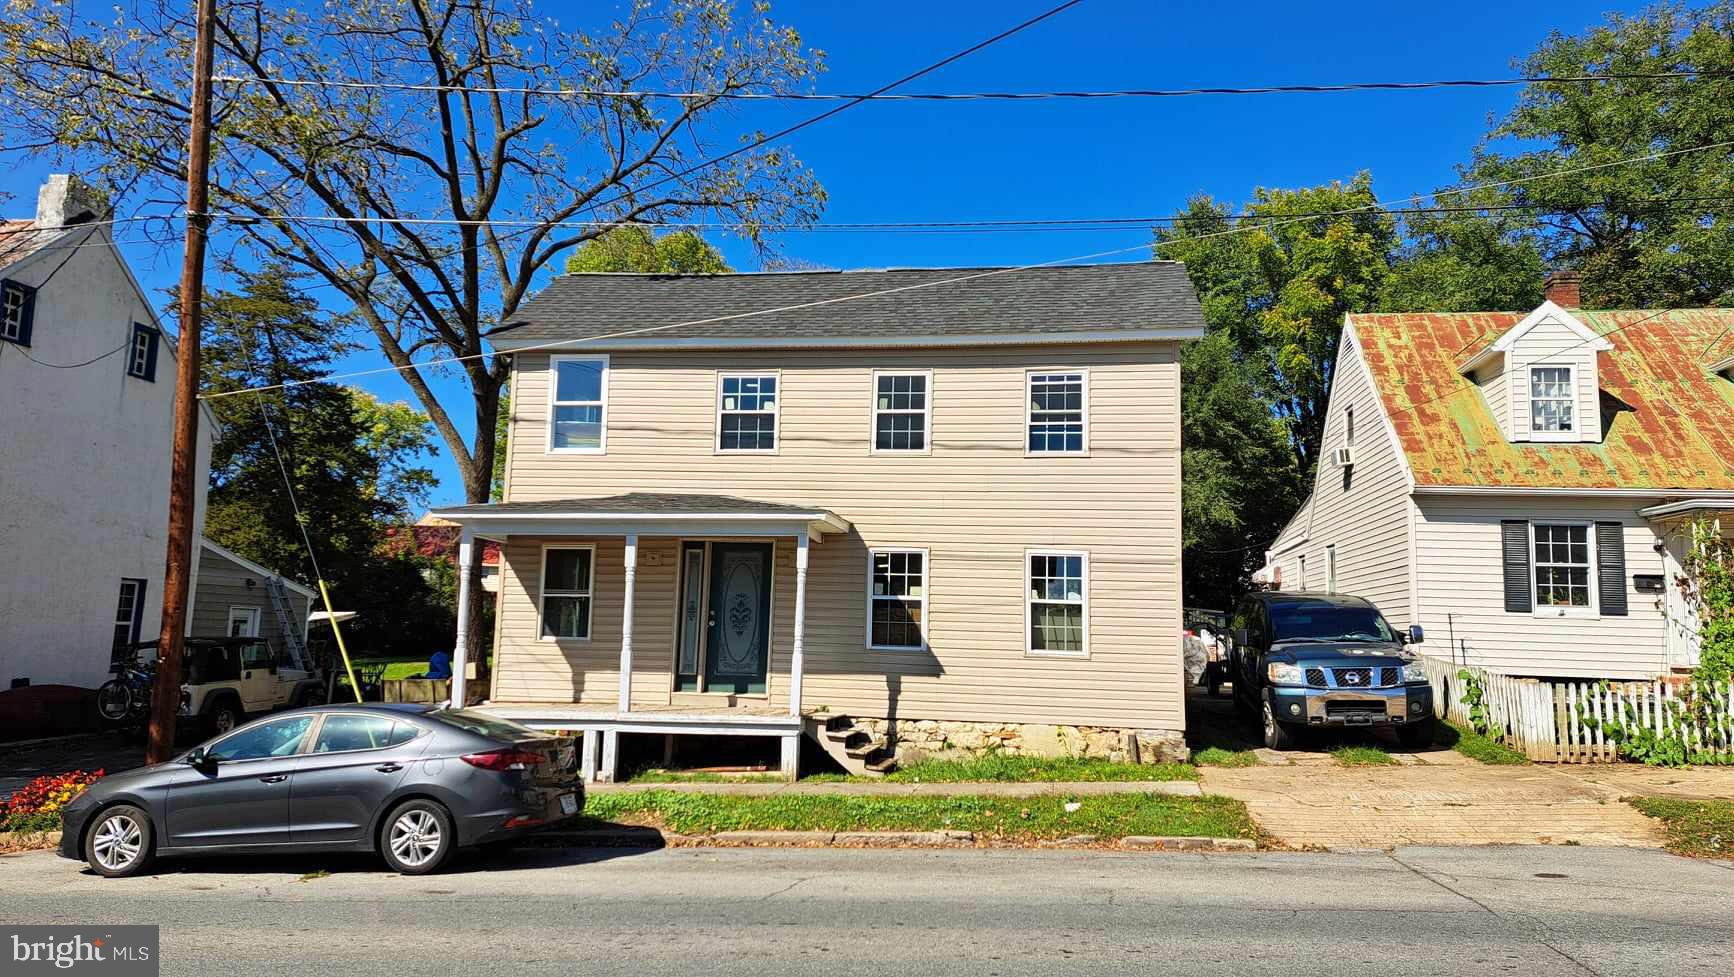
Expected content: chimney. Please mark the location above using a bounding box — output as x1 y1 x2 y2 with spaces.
1544 270 1582 309
35 174 105 229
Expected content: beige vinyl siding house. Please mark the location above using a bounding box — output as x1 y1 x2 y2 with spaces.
189 538 315 652
434 263 1205 780
1263 277 1734 682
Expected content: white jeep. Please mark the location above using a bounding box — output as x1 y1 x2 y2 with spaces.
177 637 326 734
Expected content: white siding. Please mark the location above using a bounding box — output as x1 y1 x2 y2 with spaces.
1413 495 1669 679
1268 327 1414 626
0 229 212 689
1507 315 1603 443
491 342 1185 731
1474 364 1511 439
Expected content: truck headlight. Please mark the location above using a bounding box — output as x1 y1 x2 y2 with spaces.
1402 662 1428 683
1266 662 1305 685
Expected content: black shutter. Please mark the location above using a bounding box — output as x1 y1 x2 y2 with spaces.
1501 520 1532 613
3 280 33 346
1596 522 1627 616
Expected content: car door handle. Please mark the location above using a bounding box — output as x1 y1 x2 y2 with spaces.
375 763 403 773
259 774 288 784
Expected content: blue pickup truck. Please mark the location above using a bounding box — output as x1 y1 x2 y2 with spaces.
1228 592 1434 750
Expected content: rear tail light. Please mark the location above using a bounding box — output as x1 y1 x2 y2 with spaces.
461 749 543 772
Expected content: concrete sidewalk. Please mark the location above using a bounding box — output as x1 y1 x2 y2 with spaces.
590 778 1202 798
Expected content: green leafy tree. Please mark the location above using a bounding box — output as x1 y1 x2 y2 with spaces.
1440 2 1734 307
1381 202 1547 312
0 0 826 656
1157 176 1396 475
566 225 732 275
200 266 448 656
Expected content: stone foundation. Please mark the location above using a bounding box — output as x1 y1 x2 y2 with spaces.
851 718 1189 765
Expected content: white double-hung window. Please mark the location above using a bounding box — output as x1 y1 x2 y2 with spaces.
1533 523 1591 609
548 355 608 452
1026 550 1088 656
1027 370 1086 454
1529 366 1574 436
717 373 779 452
867 549 928 650
540 546 595 640
872 371 930 453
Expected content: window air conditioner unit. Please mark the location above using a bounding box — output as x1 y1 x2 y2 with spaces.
1331 446 1356 468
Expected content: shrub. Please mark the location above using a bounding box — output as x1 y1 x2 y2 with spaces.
2 769 102 832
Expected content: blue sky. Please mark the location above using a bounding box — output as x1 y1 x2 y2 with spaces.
5 0 1652 505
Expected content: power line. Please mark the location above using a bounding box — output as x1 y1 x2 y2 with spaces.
210 69 1726 102
197 136 1734 400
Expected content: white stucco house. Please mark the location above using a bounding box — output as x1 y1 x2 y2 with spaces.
1263 274 1734 681
0 176 311 704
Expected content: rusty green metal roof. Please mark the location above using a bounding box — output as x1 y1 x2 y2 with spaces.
1352 308 1734 491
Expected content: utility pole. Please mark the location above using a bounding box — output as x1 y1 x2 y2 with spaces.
146 0 219 764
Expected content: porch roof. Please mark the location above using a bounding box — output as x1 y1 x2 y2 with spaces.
427 492 852 540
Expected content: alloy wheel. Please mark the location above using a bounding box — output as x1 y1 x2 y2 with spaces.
389 810 442 868
92 813 143 871
1262 700 1276 742
213 708 237 733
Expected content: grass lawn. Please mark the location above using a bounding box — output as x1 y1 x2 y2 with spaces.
627 769 787 784
1330 744 1395 767
1191 746 1259 768
880 754 1197 783
584 790 1256 841
1628 796 1734 859
1436 722 1529 765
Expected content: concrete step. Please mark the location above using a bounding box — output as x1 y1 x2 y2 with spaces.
844 737 886 760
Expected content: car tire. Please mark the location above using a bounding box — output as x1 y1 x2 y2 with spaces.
379 799 455 875
1397 718 1435 750
83 804 155 878
207 700 241 736
1261 699 1298 751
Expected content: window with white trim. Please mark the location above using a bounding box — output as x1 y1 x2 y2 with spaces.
112 578 145 660
227 606 261 638
1345 405 1356 447
125 323 159 381
1 279 35 346
1533 523 1591 608
1325 544 1337 594
868 549 927 650
1529 366 1574 434
1027 371 1085 454
872 372 929 452
1027 551 1087 655
540 546 594 640
717 373 778 451
548 355 607 452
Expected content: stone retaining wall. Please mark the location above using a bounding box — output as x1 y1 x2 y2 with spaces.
851 718 1189 764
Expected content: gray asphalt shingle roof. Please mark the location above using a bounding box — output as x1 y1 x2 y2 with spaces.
498 262 1204 346
432 493 833 517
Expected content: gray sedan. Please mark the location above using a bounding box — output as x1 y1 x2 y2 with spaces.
58 704 584 877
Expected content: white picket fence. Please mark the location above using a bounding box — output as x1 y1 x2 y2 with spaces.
1420 656 1734 763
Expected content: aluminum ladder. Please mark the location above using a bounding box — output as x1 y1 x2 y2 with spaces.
264 576 314 672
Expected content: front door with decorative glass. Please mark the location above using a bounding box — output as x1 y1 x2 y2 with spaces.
676 542 773 694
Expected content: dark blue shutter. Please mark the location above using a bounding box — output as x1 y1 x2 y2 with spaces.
1501 520 1532 613
142 326 159 381
1596 522 1627 616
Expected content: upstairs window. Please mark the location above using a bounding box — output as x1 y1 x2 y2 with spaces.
717 373 779 452
1 279 35 346
126 323 159 381
1027 371 1086 454
548 355 608 452
872 371 930 453
1530 366 1574 434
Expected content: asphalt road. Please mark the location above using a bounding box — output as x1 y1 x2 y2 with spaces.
2 844 1730 977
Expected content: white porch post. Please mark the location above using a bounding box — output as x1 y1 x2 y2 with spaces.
449 526 474 707
619 534 638 713
789 534 809 718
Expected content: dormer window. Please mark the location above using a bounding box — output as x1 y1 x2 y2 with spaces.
1529 366 1574 434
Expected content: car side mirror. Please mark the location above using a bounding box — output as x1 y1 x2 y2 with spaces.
183 748 216 772
1408 624 1425 645
1232 628 1249 649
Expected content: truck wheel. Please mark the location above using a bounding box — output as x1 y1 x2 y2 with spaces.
207 700 241 735
1261 700 1298 751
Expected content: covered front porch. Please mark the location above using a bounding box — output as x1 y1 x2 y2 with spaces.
1639 497 1734 673
432 493 853 782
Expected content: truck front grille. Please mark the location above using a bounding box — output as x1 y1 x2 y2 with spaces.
1303 666 1402 689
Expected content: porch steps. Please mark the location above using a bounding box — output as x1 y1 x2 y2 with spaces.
806 712 897 778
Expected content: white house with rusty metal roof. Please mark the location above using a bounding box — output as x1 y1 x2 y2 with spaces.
432 262 1205 780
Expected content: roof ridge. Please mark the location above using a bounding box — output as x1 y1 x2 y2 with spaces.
553 259 1180 280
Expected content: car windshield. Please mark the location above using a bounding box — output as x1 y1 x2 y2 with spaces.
426 708 539 740
1270 603 1395 643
